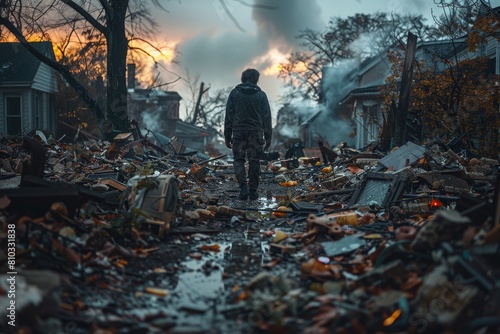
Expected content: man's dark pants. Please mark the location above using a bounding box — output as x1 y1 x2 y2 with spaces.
232 129 264 192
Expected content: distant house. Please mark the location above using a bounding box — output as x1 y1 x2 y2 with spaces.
128 86 218 150
126 63 181 138
128 86 182 137
274 104 301 144
0 42 58 136
274 104 321 147
127 63 217 151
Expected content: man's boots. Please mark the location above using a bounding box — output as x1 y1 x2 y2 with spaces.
249 189 259 200
239 185 249 200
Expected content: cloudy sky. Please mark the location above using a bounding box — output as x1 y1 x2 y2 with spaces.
150 0 440 118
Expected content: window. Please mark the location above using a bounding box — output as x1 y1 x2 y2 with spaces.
362 103 379 144
5 96 21 136
367 105 379 142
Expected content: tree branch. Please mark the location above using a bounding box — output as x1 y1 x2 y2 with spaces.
151 0 169 13
151 76 181 88
234 0 278 10
61 0 107 34
97 0 113 16
219 0 245 32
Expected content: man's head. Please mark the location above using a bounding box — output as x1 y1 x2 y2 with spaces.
241 68 260 84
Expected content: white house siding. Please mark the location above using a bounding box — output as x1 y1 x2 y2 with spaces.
32 63 58 94
22 90 56 133
31 63 57 133
41 92 55 132
486 38 498 58
484 37 499 75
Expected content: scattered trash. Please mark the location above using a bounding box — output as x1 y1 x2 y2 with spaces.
0 134 498 333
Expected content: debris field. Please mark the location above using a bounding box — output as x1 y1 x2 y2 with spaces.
0 133 499 334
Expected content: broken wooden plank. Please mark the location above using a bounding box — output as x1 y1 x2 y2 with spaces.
377 141 425 171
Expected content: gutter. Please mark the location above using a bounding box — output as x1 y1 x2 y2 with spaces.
338 91 380 106
0 81 33 88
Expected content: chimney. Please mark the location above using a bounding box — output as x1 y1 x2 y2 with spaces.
127 63 136 90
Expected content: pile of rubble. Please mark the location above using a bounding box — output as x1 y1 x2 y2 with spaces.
0 133 499 333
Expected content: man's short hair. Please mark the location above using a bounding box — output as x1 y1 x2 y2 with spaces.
241 68 260 84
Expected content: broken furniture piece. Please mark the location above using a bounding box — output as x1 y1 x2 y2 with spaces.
126 174 179 224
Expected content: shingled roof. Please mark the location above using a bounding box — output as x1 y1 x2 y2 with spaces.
0 42 54 86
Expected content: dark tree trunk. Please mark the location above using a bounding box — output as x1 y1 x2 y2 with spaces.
106 0 130 134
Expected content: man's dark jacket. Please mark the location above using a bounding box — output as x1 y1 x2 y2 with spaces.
224 82 272 142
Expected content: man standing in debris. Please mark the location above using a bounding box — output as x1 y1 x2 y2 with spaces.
224 68 272 200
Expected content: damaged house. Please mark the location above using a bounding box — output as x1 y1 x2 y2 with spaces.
274 103 321 148
327 3 500 152
0 42 58 137
334 37 477 150
276 64 360 151
127 64 216 151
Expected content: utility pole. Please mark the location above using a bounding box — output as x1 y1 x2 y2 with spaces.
393 31 418 147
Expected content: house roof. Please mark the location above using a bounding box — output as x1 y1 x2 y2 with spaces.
417 38 468 62
175 120 217 138
335 37 469 106
339 85 383 105
0 42 54 86
299 109 322 128
129 87 182 101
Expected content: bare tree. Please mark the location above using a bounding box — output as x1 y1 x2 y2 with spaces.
196 86 231 134
182 70 203 123
182 69 230 134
